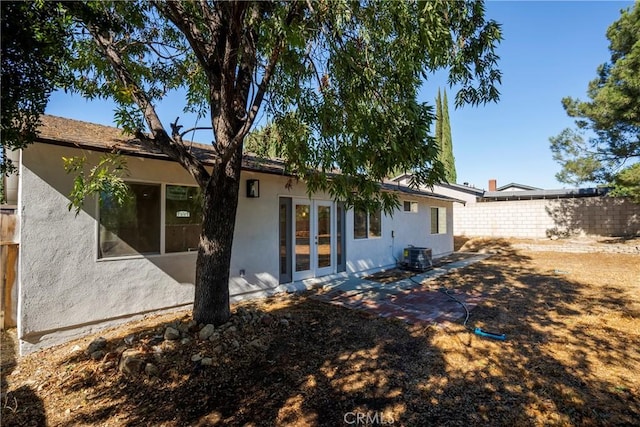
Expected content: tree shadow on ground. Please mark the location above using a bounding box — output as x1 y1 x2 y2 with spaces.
430 242 639 425
51 300 443 426
1 329 47 426
2 385 47 427
4 239 639 426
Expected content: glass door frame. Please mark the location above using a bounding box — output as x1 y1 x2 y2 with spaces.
314 200 334 278
290 198 336 282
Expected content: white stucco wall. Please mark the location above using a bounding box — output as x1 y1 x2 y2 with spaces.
345 197 453 274
18 142 453 353
19 144 200 353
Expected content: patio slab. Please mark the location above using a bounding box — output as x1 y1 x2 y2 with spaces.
311 253 489 325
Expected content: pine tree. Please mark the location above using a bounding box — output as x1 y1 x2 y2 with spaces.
435 89 457 183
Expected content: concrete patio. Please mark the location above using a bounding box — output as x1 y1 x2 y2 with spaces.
310 253 490 325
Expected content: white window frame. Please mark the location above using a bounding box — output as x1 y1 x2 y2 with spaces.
403 200 418 213
96 180 202 260
354 208 382 240
430 206 447 235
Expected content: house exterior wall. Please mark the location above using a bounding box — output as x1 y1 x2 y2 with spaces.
17 142 453 353
346 197 453 274
454 197 640 238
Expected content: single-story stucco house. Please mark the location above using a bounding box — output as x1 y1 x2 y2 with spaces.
4 115 461 354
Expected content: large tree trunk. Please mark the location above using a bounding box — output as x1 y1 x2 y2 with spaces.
193 143 244 325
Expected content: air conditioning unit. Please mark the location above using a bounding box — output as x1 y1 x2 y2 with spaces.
400 247 433 271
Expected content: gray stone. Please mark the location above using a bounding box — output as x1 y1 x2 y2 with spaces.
119 355 144 376
123 334 136 345
119 349 145 376
86 337 107 355
199 324 216 340
225 325 237 334
164 327 181 341
279 318 290 327
201 357 213 366
180 337 192 345
219 322 233 330
208 332 220 342
90 350 105 361
230 339 240 349
191 353 203 362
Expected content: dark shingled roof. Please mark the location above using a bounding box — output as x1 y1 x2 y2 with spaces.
36 115 289 176
36 115 463 204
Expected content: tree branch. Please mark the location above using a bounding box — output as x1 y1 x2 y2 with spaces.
221 1 304 165
152 0 217 70
84 23 211 188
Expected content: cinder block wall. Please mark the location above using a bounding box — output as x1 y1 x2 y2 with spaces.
454 197 640 238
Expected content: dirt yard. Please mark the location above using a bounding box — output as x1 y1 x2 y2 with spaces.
1 237 639 426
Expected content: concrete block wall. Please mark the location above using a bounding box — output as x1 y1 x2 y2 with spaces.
454 197 640 238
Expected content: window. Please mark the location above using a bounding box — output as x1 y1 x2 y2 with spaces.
430 207 447 234
100 183 161 258
354 208 382 239
403 201 418 213
99 182 203 258
165 185 203 253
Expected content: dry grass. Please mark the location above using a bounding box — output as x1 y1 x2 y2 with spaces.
2 238 639 426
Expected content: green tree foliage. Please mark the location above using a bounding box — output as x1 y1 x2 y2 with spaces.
611 162 640 201
436 89 457 183
550 3 639 199
1 1 71 175
63 154 131 216
435 89 443 166
54 0 501 324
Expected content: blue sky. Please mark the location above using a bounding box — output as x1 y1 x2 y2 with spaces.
45 0 635 190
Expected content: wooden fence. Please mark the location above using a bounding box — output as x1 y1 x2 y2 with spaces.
1 209 18 330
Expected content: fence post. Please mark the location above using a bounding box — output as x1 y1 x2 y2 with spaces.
1 209 18 330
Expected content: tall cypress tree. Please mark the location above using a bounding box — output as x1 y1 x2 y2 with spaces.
435 89 443 158
437 89 457 182
441 89 457 182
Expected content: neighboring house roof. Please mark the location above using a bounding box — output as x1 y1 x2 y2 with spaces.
495 182 542 192
36 115 462 204
392 172 609 202
434 181 485 196
381 181 464 204
391 173 484 196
